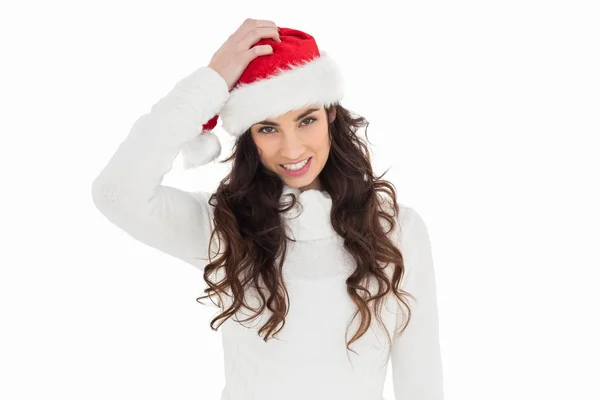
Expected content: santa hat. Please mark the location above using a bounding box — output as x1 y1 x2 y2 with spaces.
181 27 345 170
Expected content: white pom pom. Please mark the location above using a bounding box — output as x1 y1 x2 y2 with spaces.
181 131 222 170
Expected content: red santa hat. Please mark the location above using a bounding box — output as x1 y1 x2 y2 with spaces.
181 27 345 170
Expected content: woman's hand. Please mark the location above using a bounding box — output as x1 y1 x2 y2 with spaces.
208 18 282 91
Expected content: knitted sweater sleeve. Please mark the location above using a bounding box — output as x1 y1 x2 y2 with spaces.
90 66 229 270
392 206 445 399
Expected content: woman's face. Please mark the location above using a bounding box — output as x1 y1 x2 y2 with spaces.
250 105 335 192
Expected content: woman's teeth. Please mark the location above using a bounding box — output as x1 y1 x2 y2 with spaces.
282 158 310 170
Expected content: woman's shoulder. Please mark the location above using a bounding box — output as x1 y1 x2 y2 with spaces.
375 189 416 221
375 190 428 249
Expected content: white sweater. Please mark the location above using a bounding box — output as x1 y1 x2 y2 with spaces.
91 66 444 400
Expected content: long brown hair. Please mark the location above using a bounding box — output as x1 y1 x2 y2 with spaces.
195 103 414 361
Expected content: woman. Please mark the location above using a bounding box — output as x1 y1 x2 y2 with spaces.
91 18 444 400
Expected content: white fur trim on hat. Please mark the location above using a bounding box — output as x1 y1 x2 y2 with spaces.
219 51 344 137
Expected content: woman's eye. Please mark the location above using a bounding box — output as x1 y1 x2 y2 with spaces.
258 117 316 134
259 126 276 134
301 117 316 126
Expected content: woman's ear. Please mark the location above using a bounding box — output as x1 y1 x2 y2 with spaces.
328 106 337 123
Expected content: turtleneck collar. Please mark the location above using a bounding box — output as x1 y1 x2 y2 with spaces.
279 183 336 241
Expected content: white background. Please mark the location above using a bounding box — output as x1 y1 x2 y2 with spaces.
1 0 599 399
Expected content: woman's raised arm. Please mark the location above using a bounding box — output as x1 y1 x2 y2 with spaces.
91 66 229 270
91 19 281 270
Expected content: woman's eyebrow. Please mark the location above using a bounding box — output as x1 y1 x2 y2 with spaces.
256 108 320 127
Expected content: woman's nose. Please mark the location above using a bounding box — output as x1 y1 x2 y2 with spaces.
279 135 304 160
